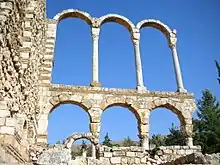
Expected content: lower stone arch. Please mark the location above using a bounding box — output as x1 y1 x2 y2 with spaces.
149 102 188 145
101 102 142 145
64 133 99 158
64 133 98 148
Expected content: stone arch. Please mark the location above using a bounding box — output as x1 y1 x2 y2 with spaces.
98 14 135 32
102 101 141 124
64 133 98 149
48 95 92 122
149 100 186 126
136 19 172 40
53 9 92 25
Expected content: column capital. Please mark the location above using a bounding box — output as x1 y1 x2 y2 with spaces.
91 27 100 40
132 31 140 45
169 36 177 48
169 29 177 48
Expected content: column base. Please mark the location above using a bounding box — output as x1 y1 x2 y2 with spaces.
90 81 102 87
177 87 187 93
136 85 147 91
186 137 193 146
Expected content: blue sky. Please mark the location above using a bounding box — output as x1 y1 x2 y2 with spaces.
46 0 220 144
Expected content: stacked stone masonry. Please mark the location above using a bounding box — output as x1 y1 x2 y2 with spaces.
0 0 217 164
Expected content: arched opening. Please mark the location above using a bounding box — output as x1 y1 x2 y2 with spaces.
71 138 93 159
149 107 185 148
99 21 136 89
48 104 90 144
51 17 92 86
100 105 140 147
140 27 176 91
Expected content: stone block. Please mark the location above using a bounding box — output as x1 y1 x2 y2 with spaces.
104 152 112 157
0 101 6 110
135 157 141 163
121 157 128 164
113 151 126 156
126 151 135 157
0 118 5 126
5 118 16 127
110 157 121 164
0 126 15 135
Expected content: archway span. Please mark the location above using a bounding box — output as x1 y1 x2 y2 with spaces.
47 104 91 144
149 102 185 125
99 14 135 32
53 9 92 25
65 133 98 149
100 104 140 144
103 103 141 124
136 19 172 40
49 101 92 122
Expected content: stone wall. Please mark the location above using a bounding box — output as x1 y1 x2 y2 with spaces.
33 145 207 165
99 146 202 165
0 0 46 162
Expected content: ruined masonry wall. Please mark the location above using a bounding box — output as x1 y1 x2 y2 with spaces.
99 146 201 165
0 0 46 162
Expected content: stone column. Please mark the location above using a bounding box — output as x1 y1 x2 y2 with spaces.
138 122 149 150
181 117 193 146
138 109 150 150
90 27 101 87
169 31 186 93
92 144 96 158
132 30 146 91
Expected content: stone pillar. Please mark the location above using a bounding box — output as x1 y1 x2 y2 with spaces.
132 30 146 91
169 31 186 93
182 118 194 146
139 125 149 150
92 144 96 158
90 27 101 87
138 109 150 150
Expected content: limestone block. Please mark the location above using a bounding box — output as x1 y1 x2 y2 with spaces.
0 118 5 126
0 110 10 118
104 152 112 157
90 123 100 133
0 101 6 110
112 150 126 156
5 118 16 127
121 157 128 164
0 126 15 135
110 157 121 164
135 157 141 163
126 151 135 157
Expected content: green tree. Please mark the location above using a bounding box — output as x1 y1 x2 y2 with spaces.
56 140 61 144
122 136 135 147
102 133 112 147
165 123 185 146
215 60 220 84
150 134 166 147
193 89 220 153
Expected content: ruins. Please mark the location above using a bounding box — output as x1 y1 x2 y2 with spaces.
0 0 219 164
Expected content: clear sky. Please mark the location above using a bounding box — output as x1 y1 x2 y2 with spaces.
46 0 220 144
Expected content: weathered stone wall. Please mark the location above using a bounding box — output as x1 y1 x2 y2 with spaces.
33 145 206 165
99 146 202 165
37 84 196 148
0 0 46 162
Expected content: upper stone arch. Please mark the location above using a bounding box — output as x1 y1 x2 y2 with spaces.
53 9 92 25
136 19 173 39
98 14 135 32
